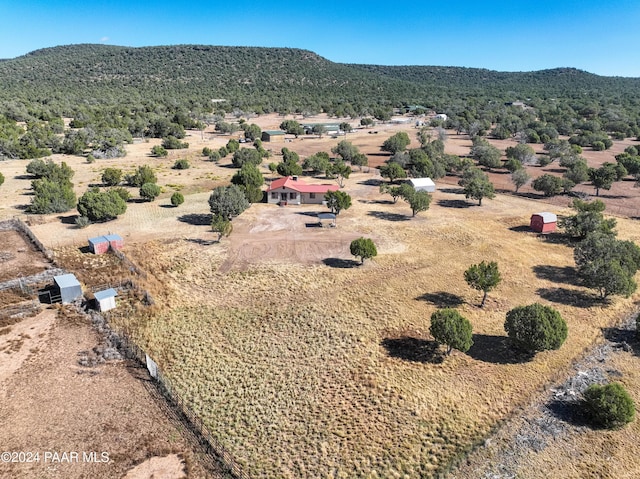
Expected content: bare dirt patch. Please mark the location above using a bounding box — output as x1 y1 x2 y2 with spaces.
0 229 51 282
122 454 186 479
0 306 216 479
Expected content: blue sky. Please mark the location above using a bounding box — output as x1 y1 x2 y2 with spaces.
1 0 639 77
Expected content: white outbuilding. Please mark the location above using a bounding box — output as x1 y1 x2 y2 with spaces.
94 288 117 312
409 178 436 193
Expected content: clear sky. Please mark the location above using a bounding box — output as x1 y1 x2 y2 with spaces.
1 0 639 77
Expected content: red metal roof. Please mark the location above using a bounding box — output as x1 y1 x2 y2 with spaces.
267 176 339 193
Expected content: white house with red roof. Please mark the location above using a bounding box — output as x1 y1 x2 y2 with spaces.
266 176 339 205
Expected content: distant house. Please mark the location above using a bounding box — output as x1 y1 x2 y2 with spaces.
266 176 339 205
88 234 123 254
94 288 117 312
302 123 341 135
409 178 436 193
530 212 557 233
261 130 286 142
433 113 448 121
53 274 83 304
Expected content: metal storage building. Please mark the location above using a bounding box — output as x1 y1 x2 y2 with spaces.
88 234 123 254
94 288 117 312
409 178 436 193
261 130 286 142
88 236 110 254
53 274 83 304
104 234 124 251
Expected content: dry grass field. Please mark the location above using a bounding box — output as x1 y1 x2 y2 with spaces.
101 180 639 478
3 113 640 478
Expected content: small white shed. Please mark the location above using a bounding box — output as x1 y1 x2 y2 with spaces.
94 288 117 312
409 178 436 193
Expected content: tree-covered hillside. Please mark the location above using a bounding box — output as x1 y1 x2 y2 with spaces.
0 44 423 117
2 44 639 119
1 44 639 161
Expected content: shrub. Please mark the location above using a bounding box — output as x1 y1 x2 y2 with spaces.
74 216 90 228
151 145 168 157
504 303 567 352
28 178 76 214
173 159 190 170
464 260 501 307
101 167 123 186
208 184 249 220
140 182 161 201
232 148 262 168
202 147 213 157
430 309 473 355
126 165 157 187
170 192 185 207
350 237 377 264
583 383 635 429
110 187 131 203
77 187 127 222
532 174 563 196
162 136 189 149
0 172 4 187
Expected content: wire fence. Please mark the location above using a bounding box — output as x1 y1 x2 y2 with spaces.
5 217 253 477
110 328 250 479
11 217 54 260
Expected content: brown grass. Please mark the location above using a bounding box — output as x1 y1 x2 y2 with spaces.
101 183 640 479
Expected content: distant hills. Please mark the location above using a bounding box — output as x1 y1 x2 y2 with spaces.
0 44 639 116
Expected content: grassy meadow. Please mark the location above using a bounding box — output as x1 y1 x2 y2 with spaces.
105 187 640 479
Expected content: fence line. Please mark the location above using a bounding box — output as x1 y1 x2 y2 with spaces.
110 247 147 278
8 220 250 478
101 307 250 479
11 217 54 260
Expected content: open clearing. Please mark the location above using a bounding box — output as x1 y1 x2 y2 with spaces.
2 113 640 477
100 182 640 477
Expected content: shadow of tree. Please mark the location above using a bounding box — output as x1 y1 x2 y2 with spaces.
358 199 394 205
57 214 77 225
367 211 411 222
177 213 212 226
381 337 445 364
533 265 580 286
536 287 603 308
466 334 535 364
602 326 640 356
416 291 464 308
323 258 360 268
509 225 532 233
358 178 383 187
546 399 591 427
436 199 472 209
185 238 218 246
439 187 464 194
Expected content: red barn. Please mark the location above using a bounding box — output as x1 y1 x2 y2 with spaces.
530 212 557 233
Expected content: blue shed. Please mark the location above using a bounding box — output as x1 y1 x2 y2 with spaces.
53 274 83 304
